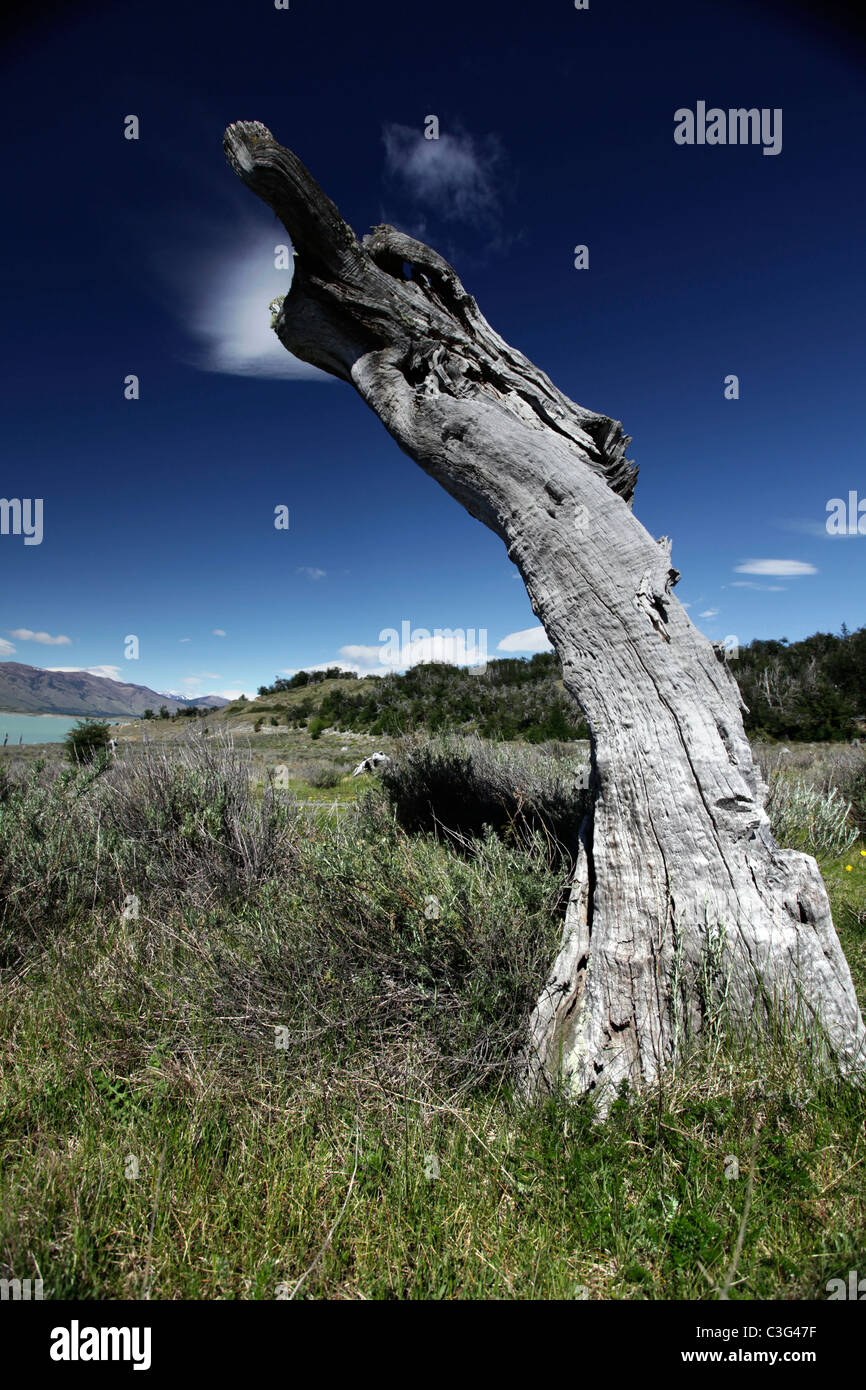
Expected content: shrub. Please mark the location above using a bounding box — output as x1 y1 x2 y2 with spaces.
765 771 858 858
306 762 343 789
0 762 95 960
841 756 866 836
95 735 296 906
0 737 297 967
0 740 565 1091
63 719 111 765
213 789 568 1088
379 733 589 862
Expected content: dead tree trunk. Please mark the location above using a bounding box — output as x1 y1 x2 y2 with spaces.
224 121 865 1107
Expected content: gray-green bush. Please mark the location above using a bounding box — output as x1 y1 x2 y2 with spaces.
379 733 590 861
0 738 296 964
305 761 344 789
0 738 566 1091
842 756 866 835
764 767 858 858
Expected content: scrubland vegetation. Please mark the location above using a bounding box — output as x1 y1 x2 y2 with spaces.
1 720 864 1299
248 626 866 743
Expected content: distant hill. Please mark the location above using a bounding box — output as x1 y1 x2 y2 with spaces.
249 653 589 742
241 625 866 744
0 663 229 717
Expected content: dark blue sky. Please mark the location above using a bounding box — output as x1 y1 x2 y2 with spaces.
1 0 863 698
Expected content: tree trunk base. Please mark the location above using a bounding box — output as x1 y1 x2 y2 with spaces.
525 787 866 1112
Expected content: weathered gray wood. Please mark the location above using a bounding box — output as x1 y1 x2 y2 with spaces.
225 120 866 1108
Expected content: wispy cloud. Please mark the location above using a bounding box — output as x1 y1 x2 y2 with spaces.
698 609 719 619
496 626 553 654
383 122 505 228
155 220 330 382
0 638 16 658
212 629 227 637
8 628 71 646
297 567 326 581
734 559 818 576
125 100 334 385
775 518 860 541
729 581 786 591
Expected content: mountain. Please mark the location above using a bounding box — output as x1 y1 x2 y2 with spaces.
0 663 229 717
185 695 230 710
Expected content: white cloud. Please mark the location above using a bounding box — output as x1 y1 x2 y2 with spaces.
332 647 386 669
158 222 330 382
419 634 473 667
383 123 503 226
496 626 553 654
179 637 191 643
729 581 786 591
47 665 123 682
8 628 72 646
212 629 227 637
0 638 17 658
698 609 719 619
734 559 817 576
132 124 335 384
297 567 326 581
285 626 497 680
325 629 488 674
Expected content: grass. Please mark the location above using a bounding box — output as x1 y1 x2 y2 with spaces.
3 1016 863 1300
0 734 864 1299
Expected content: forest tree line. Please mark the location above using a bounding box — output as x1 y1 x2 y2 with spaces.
255 628 866 743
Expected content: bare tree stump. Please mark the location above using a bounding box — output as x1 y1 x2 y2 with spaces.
224 121 865 1108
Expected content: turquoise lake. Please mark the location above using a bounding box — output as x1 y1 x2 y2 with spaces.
0 713 132 746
